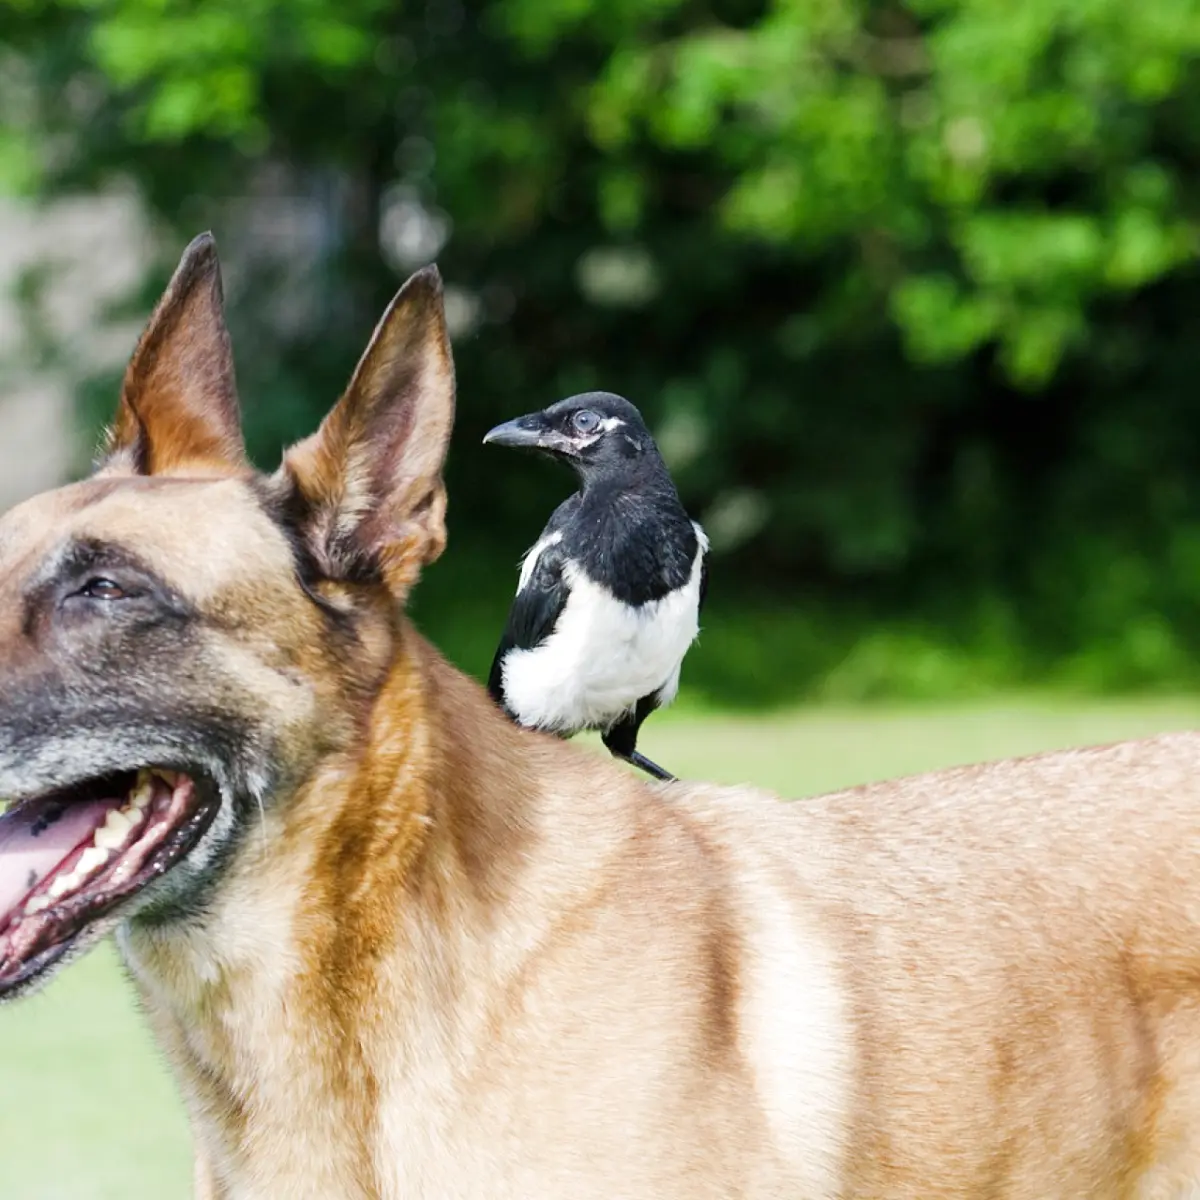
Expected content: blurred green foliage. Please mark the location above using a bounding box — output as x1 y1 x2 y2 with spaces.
3 0 1200 702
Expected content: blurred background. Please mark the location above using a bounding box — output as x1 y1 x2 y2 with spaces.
3 0 1199 702
2 0 1200 1195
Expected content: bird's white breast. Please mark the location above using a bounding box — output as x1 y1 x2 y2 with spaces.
502 525 708 734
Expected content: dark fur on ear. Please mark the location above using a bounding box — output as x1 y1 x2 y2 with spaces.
276 265 455 597
100 232 245 477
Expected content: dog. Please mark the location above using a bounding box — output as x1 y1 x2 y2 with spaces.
1 234 1200 1199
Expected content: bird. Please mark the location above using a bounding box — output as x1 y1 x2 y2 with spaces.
482 391 709 781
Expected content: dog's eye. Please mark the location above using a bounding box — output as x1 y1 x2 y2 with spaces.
572 410 601 434
78 578 127 601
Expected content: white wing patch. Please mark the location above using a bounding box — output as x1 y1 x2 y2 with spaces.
516 530 564 593
502 525 708 734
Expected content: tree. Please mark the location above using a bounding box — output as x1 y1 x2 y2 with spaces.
3 0 1200 698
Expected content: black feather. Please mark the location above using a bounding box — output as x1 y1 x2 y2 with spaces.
487 505 573 710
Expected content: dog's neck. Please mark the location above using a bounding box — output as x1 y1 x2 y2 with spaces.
122 624 545 983
117 627 638 1193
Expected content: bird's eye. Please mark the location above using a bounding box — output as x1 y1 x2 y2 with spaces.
77 578 127 601
572 410 601 434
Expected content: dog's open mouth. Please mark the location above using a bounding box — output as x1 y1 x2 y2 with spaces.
0 768 218 992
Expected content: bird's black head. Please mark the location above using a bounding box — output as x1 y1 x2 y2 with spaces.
483 392 656 484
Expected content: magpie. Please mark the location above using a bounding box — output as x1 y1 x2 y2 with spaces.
483 391 709 781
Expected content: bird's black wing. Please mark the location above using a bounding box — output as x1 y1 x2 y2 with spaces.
488 531 571 710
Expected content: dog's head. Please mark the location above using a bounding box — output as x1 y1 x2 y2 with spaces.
0 234 455 999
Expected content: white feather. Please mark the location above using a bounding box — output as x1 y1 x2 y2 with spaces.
517 530 563 593
502 524 707 733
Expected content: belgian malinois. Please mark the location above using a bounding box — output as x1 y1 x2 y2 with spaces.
2 235 1200 1198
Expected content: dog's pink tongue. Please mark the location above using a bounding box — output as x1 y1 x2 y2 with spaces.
0 800 114 917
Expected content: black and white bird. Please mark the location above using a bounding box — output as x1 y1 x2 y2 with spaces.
483 391 709 781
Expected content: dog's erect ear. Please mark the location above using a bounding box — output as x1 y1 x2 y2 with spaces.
100 232 245 477
278 265 455 597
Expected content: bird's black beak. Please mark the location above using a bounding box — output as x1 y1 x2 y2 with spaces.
482 415 543 449
483 413 574 456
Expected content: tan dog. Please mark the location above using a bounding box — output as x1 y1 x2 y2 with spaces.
0 235 1198 1199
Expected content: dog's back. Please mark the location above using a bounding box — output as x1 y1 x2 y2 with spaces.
675 731 1200 1197
411 694 1200 1199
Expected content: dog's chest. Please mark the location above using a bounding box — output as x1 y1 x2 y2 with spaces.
119 897 379 1197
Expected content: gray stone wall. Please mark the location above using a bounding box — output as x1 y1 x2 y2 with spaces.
0 191 150 508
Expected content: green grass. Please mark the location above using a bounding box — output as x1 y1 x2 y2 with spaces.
5 696 1200 1197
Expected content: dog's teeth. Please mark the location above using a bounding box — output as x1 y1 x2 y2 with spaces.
121 804 145 826
77 846 111 876
94 824 126 852
94 809 132 851
47 845 112 899
48 873 76 899
155 769 178 788
129 772 154 810
25 896 50 915
104 808 133 834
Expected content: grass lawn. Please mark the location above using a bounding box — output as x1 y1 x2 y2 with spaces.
4 696 1200 1197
